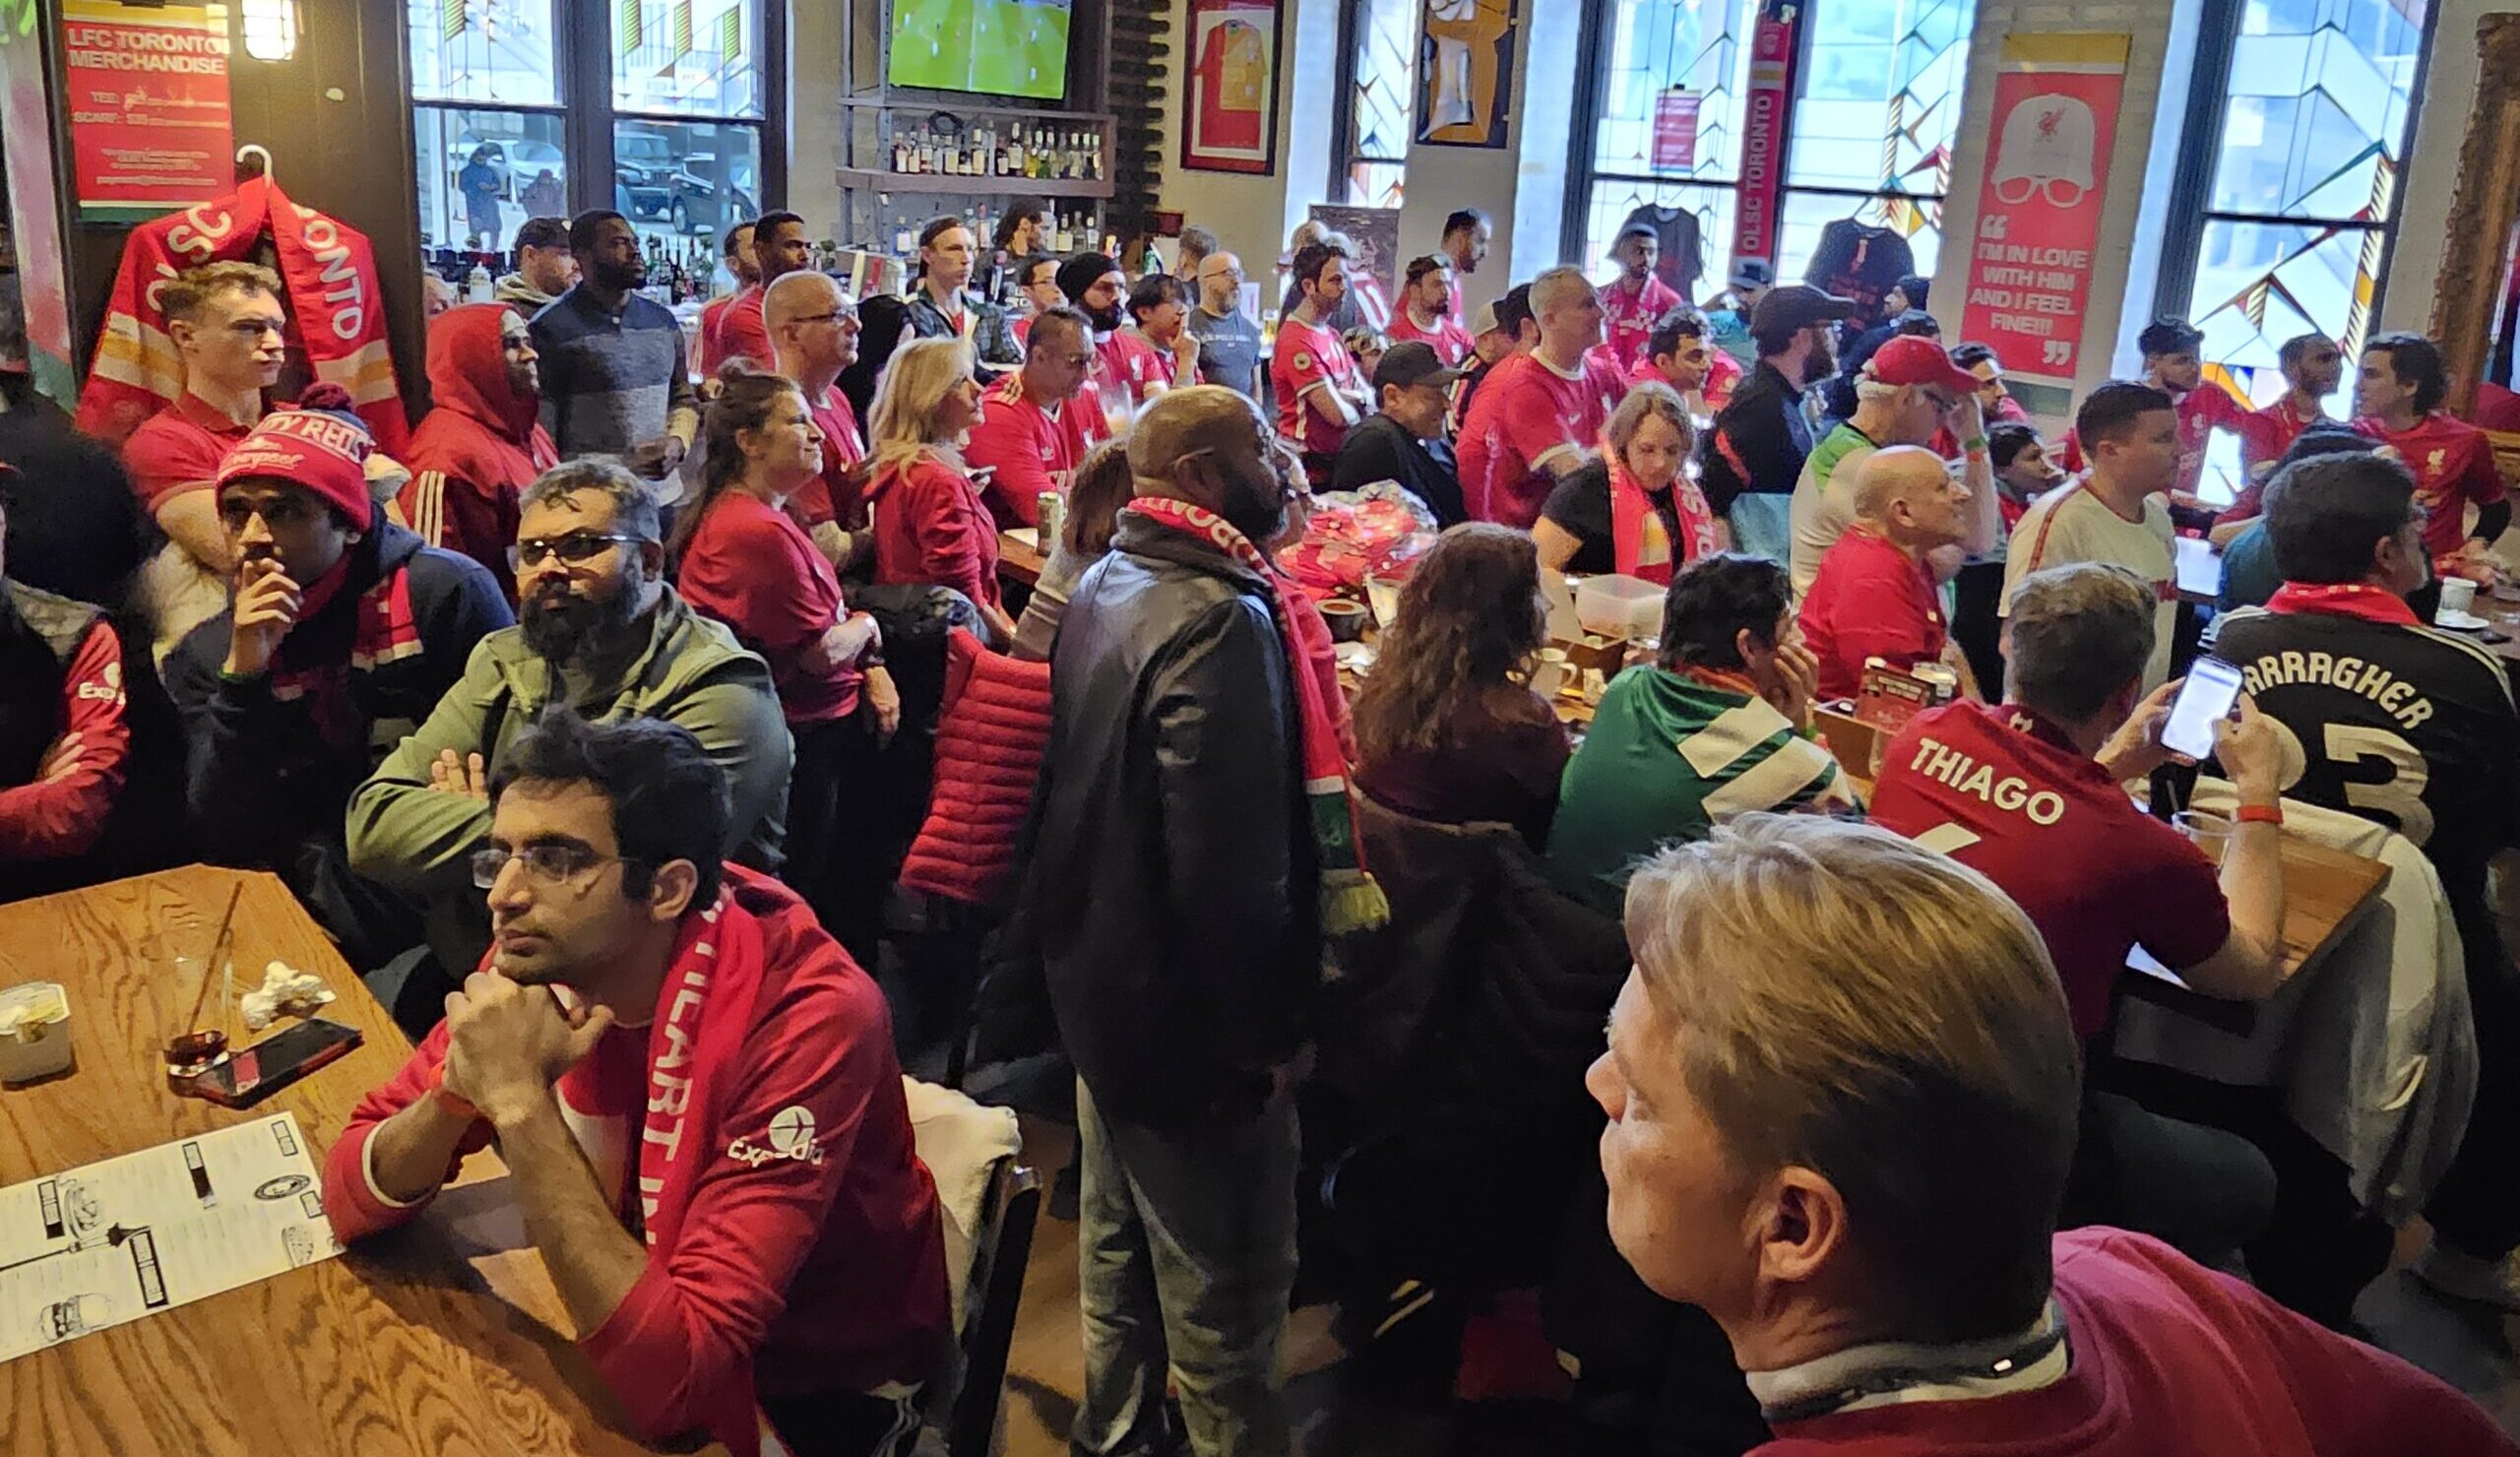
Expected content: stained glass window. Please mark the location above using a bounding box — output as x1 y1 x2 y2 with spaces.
1339 0 1418 207
2174 0 2429 504
409 0 560 107
612 0 764 120
1572 0 1972 297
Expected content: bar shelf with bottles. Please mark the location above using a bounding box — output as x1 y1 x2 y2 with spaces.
868 197 1110 264
837 106 1115 199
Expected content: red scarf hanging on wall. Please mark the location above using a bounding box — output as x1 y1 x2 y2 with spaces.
78 176 409 453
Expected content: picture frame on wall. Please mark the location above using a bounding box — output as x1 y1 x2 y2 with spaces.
1416 0 1517 150
1182 0 1280 174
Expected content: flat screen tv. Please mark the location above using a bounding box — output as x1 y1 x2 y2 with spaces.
888 0 1073 101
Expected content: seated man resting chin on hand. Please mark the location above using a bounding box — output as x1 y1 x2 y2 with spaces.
322 713 948 1457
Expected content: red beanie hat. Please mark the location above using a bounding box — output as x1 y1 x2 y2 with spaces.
217 383 376 531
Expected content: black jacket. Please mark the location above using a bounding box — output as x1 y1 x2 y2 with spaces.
1333 412 1465 526
166 523 512 959
1700 359 1815 515
1020 510 1319 1130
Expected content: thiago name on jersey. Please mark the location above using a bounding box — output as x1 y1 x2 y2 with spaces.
2232 650 2434 732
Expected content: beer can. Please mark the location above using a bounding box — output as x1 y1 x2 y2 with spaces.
1037 492 1064 548
1912 662 1959 703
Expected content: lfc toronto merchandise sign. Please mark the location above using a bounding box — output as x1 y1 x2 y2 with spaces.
1652 90 1701 171
61 0 236 218
1958 32 2130 388
1729 1 1797 267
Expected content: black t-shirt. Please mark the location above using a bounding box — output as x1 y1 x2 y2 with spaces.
1540 460 1683 576
1805 220 1914 328
2211 604 2520 943
1333 412 1465 526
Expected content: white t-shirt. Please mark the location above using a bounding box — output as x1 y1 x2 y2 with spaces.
2001 481 2177 691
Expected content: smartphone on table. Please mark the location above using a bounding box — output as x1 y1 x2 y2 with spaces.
2161 657 2246 762
187 1019 363 1109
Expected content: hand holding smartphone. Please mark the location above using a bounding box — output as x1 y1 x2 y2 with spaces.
2161 657 2246 762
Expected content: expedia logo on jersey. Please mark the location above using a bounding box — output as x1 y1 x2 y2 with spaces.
727 1104 827 1168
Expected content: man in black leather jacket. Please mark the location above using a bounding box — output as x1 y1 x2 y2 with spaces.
1024 386 1314 1457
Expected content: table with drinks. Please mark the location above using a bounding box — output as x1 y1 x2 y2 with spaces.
0 866 724 1456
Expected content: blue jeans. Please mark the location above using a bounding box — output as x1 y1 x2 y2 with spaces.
1071 1077 1300 1457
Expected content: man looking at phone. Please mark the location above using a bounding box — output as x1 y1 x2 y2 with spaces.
2211 452 2520 1310
164 389 511 969
1866 561 2288 1260
347 460 790 1002
325 713 948 1457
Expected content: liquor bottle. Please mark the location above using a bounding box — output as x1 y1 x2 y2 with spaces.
1085 133 1102 181
1053 212 1074 254
895 216 916 256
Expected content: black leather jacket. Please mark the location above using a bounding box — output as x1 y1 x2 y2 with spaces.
1021 510 1319 1129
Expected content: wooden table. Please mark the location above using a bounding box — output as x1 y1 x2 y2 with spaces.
2468 585 2520 666
2174 535 2222 606
0 866 719 1456
997 530 1045 589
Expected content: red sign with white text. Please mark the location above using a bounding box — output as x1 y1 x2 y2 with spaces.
61 1 235 217
1729 3 1796 267
1652 91 1702 171
1957 33 2130 388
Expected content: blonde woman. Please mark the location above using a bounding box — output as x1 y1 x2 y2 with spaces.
1534 382 1724 580
863 337 1016 639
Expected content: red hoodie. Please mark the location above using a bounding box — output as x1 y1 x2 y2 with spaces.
322 865 949 1455
399 304 561 603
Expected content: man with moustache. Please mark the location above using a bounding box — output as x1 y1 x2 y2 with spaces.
400 303 559 603
347 459 790 999
326 713 948 1457
1020 387 1348 1457
530 212 700 489
164 387 511 967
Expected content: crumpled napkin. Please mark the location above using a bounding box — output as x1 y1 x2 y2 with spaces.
241 961 335 1032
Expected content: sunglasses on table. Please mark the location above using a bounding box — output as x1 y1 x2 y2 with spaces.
509 532 644 570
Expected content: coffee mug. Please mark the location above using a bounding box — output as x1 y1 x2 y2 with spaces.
1320 600 1369 643
2438 578 2479 620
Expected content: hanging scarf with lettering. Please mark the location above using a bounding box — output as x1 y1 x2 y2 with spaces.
1606 428 1721 585
1125 495 1388 933
77 175 408 452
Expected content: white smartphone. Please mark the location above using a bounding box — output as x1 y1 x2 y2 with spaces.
2162 657 2245 761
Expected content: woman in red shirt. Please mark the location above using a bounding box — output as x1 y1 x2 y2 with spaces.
670 367 900 959
861 338 1018 643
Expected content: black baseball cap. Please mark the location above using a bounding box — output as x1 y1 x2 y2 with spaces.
1750 284 1858 336
1373 341 1465 393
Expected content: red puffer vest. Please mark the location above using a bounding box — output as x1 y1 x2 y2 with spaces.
900 628 1053 908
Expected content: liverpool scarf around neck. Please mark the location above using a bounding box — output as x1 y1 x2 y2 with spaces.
1126 495 1389 934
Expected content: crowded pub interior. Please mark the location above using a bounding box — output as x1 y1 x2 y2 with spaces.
8 0 2520 1452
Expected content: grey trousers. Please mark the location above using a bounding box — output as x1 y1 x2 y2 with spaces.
1071 1077 1301 1457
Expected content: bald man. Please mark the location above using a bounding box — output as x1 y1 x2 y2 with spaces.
1455 266 1629 526
1187 249 1264 400
1020 387 1313 1457
1798 445 1983 700
765 270 869 537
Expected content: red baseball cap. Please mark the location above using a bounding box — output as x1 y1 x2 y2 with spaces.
1864 336 1979 396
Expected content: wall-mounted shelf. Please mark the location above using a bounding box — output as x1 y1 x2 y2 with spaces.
837 96 1119 128
835 167 1115 199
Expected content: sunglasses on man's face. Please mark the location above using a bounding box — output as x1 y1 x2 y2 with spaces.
509 532 643 570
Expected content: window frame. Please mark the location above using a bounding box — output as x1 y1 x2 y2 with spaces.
409 0 787 244
1330 0 1419 206
1559 0 1970 282
2150 0 2438 361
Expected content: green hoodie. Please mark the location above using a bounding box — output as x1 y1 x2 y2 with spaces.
346 585 791 970
1547 664 1858 911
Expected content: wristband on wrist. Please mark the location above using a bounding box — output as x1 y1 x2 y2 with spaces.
1962 435 1989 455
2235 803 2284 826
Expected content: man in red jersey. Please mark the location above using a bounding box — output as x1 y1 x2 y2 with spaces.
963 307 1106 528
707 212 813 376
1625 308 1741 415
1589 812 2512 1457
695 220 759 377
326 713 947 1457
2208 332 2343 543
2057 318 2248 502
1103 274 1199 408
1798 447 1980 700
2353 331 2510 584
1456 266 1628 527
765 271 869 541
1437 209 1490 329
1387 255 1474 366
1271 241 1371 475
1599 222 1681 374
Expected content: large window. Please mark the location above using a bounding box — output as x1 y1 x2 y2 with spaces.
1334 0 1419 208
1568 0 1973 297
411 0 772 276
2157 0 2432 505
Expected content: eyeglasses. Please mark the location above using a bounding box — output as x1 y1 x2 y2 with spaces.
509 532 643 570
789 309 857 326
471 843 639 890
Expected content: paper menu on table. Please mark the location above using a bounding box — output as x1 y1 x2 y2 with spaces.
0 1112 340 1365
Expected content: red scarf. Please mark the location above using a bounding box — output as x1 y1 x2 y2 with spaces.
78 176 408 451
2265 581 2420 625
1126 496 1386 932
1606 430 1720 585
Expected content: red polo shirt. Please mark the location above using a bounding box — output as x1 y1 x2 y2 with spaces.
123 392 256 511
1272 317 1366 458
963 373 1109 528
1457 349 1629 528
2356 412 2508 558
1798 526 1947 701
1866 701 2231 1043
